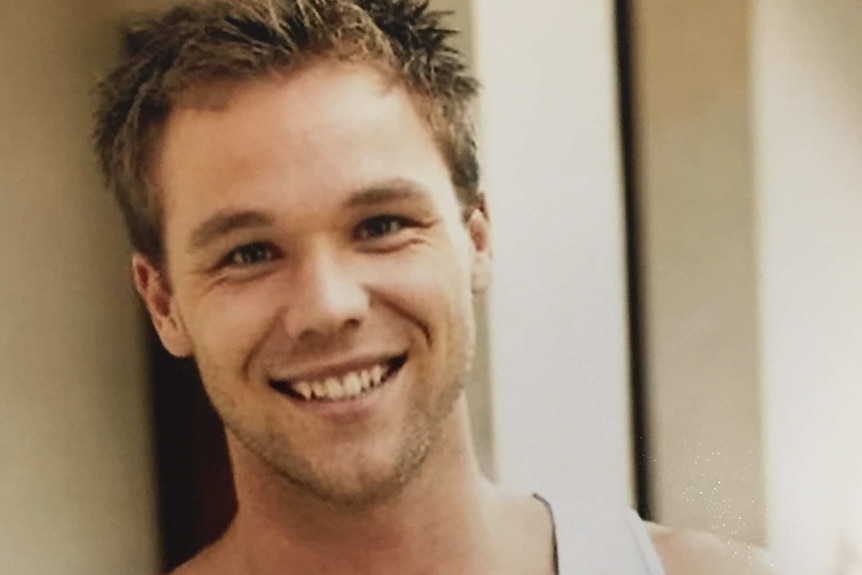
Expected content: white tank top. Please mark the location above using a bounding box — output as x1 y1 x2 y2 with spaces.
536 493 667 575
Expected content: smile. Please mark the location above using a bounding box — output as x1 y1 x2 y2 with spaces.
270 355 407 402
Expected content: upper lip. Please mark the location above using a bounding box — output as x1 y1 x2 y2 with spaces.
270 353 405 383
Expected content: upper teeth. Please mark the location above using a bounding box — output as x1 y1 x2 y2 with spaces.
290 363 387 401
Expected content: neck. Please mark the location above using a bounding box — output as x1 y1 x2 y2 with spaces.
220 399 506 575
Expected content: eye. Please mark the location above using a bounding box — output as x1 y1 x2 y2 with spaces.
355 215 412 241
220 242 277 267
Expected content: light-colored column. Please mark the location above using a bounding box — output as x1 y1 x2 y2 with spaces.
630 0 767 545
473 0 633 503
0 2 159 574
752 2 862 574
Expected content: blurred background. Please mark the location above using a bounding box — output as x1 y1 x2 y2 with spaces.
1 1 860 574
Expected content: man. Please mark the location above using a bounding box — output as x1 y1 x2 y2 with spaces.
93 1 775 573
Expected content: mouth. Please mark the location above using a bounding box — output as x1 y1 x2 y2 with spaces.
269 354 407 403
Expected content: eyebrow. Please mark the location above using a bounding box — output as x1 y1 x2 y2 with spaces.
186 179 433 251
343 179 433 209
188 210 274 251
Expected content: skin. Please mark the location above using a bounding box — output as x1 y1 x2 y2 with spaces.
133 59 775 575
647 523 777 575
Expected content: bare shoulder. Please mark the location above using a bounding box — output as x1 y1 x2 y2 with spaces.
165 553 211 575
646 522 777 575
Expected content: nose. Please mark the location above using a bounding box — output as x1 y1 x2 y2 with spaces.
282 246 369 342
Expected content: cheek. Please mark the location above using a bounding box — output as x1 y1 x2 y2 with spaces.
365 247 473 336
182 283 279 377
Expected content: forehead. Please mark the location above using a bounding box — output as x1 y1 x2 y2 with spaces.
155 62 455 229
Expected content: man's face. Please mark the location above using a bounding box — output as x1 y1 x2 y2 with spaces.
135 62 491 506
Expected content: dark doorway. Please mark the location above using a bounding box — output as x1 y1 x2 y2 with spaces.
147 323 236 572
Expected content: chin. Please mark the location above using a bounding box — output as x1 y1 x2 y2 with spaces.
279 439 434 508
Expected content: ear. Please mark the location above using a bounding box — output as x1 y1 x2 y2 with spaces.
466 205 492 293
131 253 193 358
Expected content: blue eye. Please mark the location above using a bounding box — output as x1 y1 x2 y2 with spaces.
222 242 276 267
356 215 410 241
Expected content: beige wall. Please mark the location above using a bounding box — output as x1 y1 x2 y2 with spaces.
631 0 767 545
752 2 862 574
632 0 862 569
474 0 633 502
0 1 159 574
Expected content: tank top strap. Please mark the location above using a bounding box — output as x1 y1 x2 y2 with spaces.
533 492 667 575
623 509 668 575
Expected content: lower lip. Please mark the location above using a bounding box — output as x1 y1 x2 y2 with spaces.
277 364 404 421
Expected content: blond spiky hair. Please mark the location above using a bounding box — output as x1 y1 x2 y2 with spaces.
93 0 480 266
